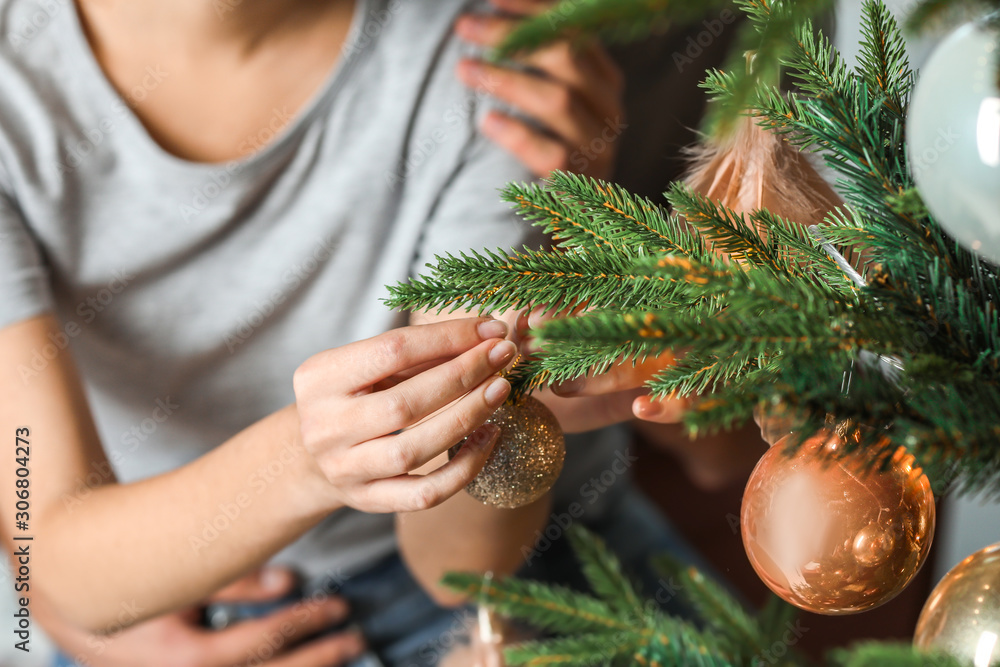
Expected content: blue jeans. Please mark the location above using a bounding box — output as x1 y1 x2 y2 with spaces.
55 483 711 667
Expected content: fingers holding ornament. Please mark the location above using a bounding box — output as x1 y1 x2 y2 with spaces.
450 396 566 509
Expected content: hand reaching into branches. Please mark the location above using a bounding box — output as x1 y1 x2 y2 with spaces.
520 309 764 489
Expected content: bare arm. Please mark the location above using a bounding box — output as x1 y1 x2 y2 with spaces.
1 316 336 631
0 315 511 631
396 490 551 606
396 309 549 606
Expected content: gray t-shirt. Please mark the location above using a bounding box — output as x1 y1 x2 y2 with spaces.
0 0 627 580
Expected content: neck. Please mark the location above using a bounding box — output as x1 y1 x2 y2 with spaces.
76 0 353 55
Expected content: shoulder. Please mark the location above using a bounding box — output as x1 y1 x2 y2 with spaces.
0 0 103 194
368 0 474 42
0 0 70 69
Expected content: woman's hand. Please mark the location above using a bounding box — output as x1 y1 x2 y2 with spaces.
455 0 626 180
293 317 515 513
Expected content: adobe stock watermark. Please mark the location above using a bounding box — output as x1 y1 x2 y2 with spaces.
344 0 403 58
60 397 180 513
69 601 146 666
189 440 304 554
410 609 477 667
750 620 809 666
57 65 170 174
520 449 638 566
222 235 338 353
387 44 544 192
909 126 958 180
8 0 65 52
238 590 340 666
16 269 135 384
384 73 502 192
177 106 292 223
570 115 628 174
672 9 737 72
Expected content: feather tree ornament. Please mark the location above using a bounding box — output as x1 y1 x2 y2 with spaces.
684 114 842 226
682 114 847 436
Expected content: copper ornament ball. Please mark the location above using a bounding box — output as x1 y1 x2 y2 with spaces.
455 396 566 509
741 431 936 614
914 542 1000 666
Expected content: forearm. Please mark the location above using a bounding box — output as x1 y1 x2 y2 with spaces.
33 405 339 632
396 483 551 606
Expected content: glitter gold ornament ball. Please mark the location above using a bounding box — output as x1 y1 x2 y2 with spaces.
914 542 1000 666
741 431 936 614
455 396 565 508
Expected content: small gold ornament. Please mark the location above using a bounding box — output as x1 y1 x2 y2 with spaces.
914 542 1000 666
741 431 936 614
453 397 565 508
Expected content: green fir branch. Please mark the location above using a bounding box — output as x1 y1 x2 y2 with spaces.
541 172 712 260
504 633 637 667
829 642 966 667
782 19 852 99
667 183 795 277
493 0 731 60
857 0 914 117
649 349 761 397
652 555 767 660
756 595 801 650
441 572 631 635
384 246 684 316
567 525 646 620
385 0 1000 501
534 339 658 387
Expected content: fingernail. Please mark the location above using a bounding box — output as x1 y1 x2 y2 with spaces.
325 597 349 622
633 396 655 420
345 627 367 654
261 567 289 592
488 339 517 366
634 396 684 422
455 15 486 41
515 310 531 336
470 422 500 448
527 306 549 329
552 378 584 395
481 111 510 138
478 318 508 340
484 376 511 406
456 59 484 85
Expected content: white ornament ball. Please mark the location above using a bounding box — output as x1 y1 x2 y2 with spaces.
907 21 1000 262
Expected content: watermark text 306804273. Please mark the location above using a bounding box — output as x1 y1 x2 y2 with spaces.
12 426 32 654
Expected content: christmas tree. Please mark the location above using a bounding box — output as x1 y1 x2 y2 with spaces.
386 0 1000 664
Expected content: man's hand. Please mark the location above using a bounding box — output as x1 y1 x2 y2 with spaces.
40 568 365 667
